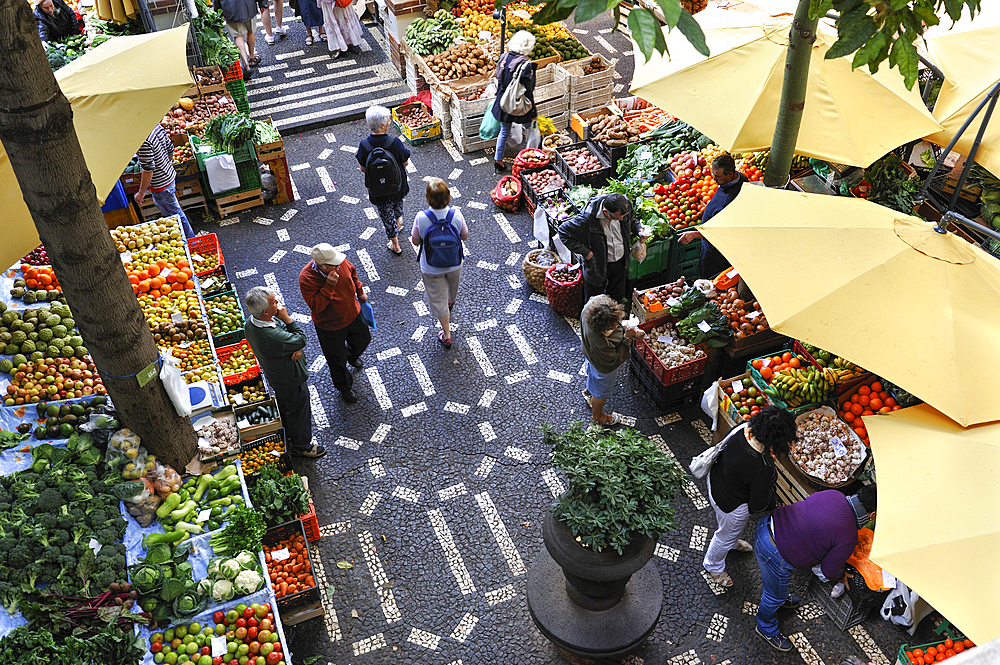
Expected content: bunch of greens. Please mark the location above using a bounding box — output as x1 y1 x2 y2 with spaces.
616 139 674 180
209 504 266 557
193 0 240 68
865 154 918 213
603 179 672 241
253 120 282 145
249 467 310 526
0 623 145 665
130 541 206 628
0 432 127 617
0 429 30 450
567 185 596 210
206 113 257 155
18 581 146 640
676 301 732 348
667 286 706 318
545 423 689 554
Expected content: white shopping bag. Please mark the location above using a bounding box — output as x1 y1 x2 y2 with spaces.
159 350 192 418
204 153 240 195
533 204 550 246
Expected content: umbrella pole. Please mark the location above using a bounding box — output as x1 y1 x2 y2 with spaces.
946 91 999 211
939 210 1000 243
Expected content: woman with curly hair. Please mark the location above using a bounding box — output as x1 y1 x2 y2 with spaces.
580 295 645 426
703 405 796 588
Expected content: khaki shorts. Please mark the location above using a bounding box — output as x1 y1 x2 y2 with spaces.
226 18 255 39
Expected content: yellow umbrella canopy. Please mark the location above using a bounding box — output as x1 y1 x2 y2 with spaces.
698 185 1000 427
865 404 1000 646
630 12 942 167
1 25 193 271
924 5 1000 178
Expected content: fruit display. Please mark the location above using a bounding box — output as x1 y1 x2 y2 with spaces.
641 320 704 369
150 320 210 348
528 41 559 62
145 601 287 665
542 132 573 153
512 148 549 179
582 56 607 74
714 288 770 339
128 259 195 297
192 65 224 87
737 151 766 182
588 115 643 147
2 355 106 405
460 9 499 39
219 341 258 377
263 529 315 601
796 342 870 385
196 416 240 457
228 379 268 405
141 290 206 327
548 265 579 284
173 143 194 165
751 352 836 408
185 365 222 385
170 339 215 372
523 168 565 195
878 377 921 407
837 380 902 446
111 218 184 253
544 36 589 62
652 177 709 230
9 264 63 303
640 277 688 312
160 95 238 138
424 43 491 81
395 104 434 129
20 245 49 266
791 409 866 485
206 294 245 336
561 146 604 174
405 11 461 55
724 380 772 420
0 302 85 359
903 638 975 664
537 190 576 223
239 436 286 476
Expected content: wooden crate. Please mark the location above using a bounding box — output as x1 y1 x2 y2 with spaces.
194 64 227 96
534 63 570 104
451 123 496 154
560 54 615 95
570 83 613 114
774 455 817 507
430 86 453 140
451 89 494 121
264 153 295 205
138 178 206 221
104 204 141 229
254 116 285 161
279 600 323 626
536 96 569 120
210 188 264 218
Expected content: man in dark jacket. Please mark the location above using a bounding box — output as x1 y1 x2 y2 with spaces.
557 192 640 303
243 286 326 458
678 153 749 279
34 0 82 47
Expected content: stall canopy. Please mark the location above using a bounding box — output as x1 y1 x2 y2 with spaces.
923 5 1000 178
865 403 1000 646
698 185 1000 427
630 10 942 167
0 25 193 271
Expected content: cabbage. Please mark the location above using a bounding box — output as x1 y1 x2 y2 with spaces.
234 569 264 596
233 551 256 570
219 558 242 580
212 579 234 602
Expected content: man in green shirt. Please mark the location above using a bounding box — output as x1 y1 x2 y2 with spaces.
244 286 325 458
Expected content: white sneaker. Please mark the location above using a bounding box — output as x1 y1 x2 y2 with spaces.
265 34 275 45
276 25 289 35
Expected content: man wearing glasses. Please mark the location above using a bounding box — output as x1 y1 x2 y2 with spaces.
557 192 640 303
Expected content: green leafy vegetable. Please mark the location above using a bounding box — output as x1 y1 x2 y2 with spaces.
249 467 310 525
205 113 257 155
864 154 918 214
676 302 732 347
208 505 266 557
667 286 706 318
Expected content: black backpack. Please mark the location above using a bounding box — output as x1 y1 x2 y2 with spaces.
363 137 403 198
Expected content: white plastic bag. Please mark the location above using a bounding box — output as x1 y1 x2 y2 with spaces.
204 153 240 195
700 380 719 429
631 239 647 263
526 120 541 149
508 122 524 146
551 234 572 263
533 204 550 246
159 350 193 418
880 579 934 635
689 423 746 479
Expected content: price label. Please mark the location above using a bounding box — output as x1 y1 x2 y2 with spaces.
179 341 193 348
201 277 216 291
270 449 281 457
656 335 673 343
726 268 739 279
120 251 132 264
197 508 212 523
88 538 102 555
171 312 185 324
192 253 205 263
639 151 653 160
761 358 771 367
830 436 848 458
211 307 225 315
665 297 680 307
731 379 744 394
211 636 228 657
160 268 172 279
237 419 250 428
697 320 712 333
232 393 245 404
746 310 761 320
271 548 290 561
198 145 212 154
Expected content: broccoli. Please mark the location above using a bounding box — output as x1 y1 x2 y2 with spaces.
91 569 118 591
56 555 77 581
89 480 108 496
95 528 119 547
42 546 62 564
50 529 69 547
0 580 21 615
72 526 87 544
37 513 59 532
61 541 81 558
56 513 75 530
7 543 31 569
20 563 42 592
0 536 16 554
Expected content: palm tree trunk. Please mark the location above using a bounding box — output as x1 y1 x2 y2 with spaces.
0 0 197 469
763 0 818 188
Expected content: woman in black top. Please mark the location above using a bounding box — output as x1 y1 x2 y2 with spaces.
491 30 537 173
34 0 83 46
704 405 796 588
357 105 411 255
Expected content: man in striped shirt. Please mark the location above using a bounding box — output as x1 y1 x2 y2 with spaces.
134 125 195 239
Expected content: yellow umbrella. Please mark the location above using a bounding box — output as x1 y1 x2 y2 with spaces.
698 185 1000 427
630 11 943 167
1 25 193 271
865 403 1000 645
924 5 1000 177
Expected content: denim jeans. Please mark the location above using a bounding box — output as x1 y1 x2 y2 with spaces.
753 516 794 637
494 122 512 162
151 180 195 239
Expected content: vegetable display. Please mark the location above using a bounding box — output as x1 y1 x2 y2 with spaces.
263 531 315 600
155 464 244 536
640 320 704 369
561 146 604 175
192 0 241 68
863 154 918 213
751 352 836 407
130 540 207 628
837 379 904 447
588 115 642 148
209 504 267 557
197 552 265 602
723 381 771 420
674 301 732 348
424 43 491 81
714 288 770 340
395 105 434 129
253 120 282 146
206 114 256 156
249 467 310 526
640 277 688 312
791 410 866 485
46 35 88 71
523 169 565 195
0 623 146 664
145 601 285 665
537 190 576 223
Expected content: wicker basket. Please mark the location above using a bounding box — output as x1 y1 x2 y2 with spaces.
522 249 558 293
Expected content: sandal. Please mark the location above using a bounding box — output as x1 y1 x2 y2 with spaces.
734 539 754 553
437 330 452 348
248 55 261 67
581 389 593 407
387 241 402 255
591 413 622 427
709 571 734 588
305 35 313 46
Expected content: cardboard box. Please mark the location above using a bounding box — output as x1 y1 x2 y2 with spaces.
392 102 442 145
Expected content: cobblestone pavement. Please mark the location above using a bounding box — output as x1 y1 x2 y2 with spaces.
190 13 948 665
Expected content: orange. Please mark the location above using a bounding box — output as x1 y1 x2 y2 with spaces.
185 281 195 290
843 412 855 423
861 409 874 417
885 397 897 408
138 270 149 281
147 265 160 277
892 405 902 411
858 395 870 407
871 381 883 393
858 385 871 396
138 280 151 292
789 357 801 368
781 352 792 363
128 274 139 285
851 403 863 416
869 397 883 410
157 259 168 268
879 407 892 413
851 394 860 403
927 647 937 657
150 289 161 298
160 283 172 294
854 427 866 438
760 367 773 381
150 277 163 290
751 359 763 370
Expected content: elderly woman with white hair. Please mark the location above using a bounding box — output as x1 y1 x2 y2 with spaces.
357 105 411 254
491 30 538 172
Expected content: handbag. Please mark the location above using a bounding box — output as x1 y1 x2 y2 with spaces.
479 99 501 140
335 0 353 7
689 423 747 479
499 59 532 116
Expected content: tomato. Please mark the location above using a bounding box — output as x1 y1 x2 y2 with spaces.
912 650 924 658
953 643 964 653
943 639 953 650
923 655 934 665
927 647 937 656
963 639 974 648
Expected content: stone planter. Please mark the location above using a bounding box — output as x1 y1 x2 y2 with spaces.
527 512 663 663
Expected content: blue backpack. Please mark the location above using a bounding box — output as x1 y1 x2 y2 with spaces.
419 208 462 268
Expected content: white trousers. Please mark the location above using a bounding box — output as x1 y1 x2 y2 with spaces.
703 475 751 573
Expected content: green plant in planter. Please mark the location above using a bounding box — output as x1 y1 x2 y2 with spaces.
545 423 689 555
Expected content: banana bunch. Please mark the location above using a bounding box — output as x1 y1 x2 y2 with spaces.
828 356 867 384
406 12 461 55
764 367 836 407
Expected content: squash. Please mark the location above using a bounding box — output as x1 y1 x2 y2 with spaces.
178 97 194 112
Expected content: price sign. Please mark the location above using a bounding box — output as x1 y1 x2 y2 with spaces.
568 263 580 271
656 335 674 343
726 268 739 279
88 538 102 555
197 508 212 523
731 379 744 394
761 358 771 367
232 393 245 404
639 151 653 160
160 268 172 279
830 436 848 458
746 310 761 320
697 320 712 333
211 307 225 315
171 312 185 324
237 419 250 429
211 636 228 657
665 297 680 307
192 254 205 263
120 251 132 264
179 341 193 348
201 277 216 291
271 548 290 561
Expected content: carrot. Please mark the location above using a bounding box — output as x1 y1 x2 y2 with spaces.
304 575 314 587
303 560 311 573
292 563 303 574
264 553 272 564
278 582 287 596
287 584 298 594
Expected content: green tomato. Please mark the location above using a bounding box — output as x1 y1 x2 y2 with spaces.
198 656 213 665
175 626 188 639
182 636 194 646
164 629 176 642
189 623 201 635
164 652 178 665
154 653 165 664
227 641 238 654
151 632 165 644
215 623 226 636
185 642 199 655
235 604 248 616
161 645 173 655
204 627 215 636
176 656 188 665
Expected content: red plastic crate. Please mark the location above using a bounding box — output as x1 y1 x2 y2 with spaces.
299 501 320 542
636 318 708 386
790 339 826 371
223 60 243 82
187 233 225 277
216 339 260 386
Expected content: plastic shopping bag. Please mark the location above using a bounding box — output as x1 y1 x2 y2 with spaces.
631 239 647 263
359 300 377 331
159 350 193 418
508 122 524 146
526 120 541 149
479 101 501 140
533 204 550 246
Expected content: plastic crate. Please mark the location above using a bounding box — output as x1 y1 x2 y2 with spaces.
205 289 246 346
520 166 566 209
895 638 974 665
299 501 320 542
807 570 888 630
555 142 612 188
629 348 701 411
263 519 322 614
227 83 250 114
196 264 231 296
669 235 703 267
187 233 225 276
190 135 256 168
628 237 671 280
746 345 829 415
239 428 292 476
216 339 260 385
223 59 243 82
634 318 709 386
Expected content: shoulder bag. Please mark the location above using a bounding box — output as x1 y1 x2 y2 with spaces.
689 423 747 479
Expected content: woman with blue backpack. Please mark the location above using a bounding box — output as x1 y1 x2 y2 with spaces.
410 178 468 348
358 105 411 255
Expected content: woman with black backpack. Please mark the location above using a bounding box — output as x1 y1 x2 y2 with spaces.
357 105 410 254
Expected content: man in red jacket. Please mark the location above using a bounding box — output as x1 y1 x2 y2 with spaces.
298 244 370 403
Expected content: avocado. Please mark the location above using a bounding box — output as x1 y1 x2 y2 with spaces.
45 404 59 417
35 402 47 418
46 425 60 438
59 414 77 424
46 416 58 427
90 396 107 406
59 404 71 417
34 426 47 439
58 423 74 438
70 404 85 416
16 423 31 434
